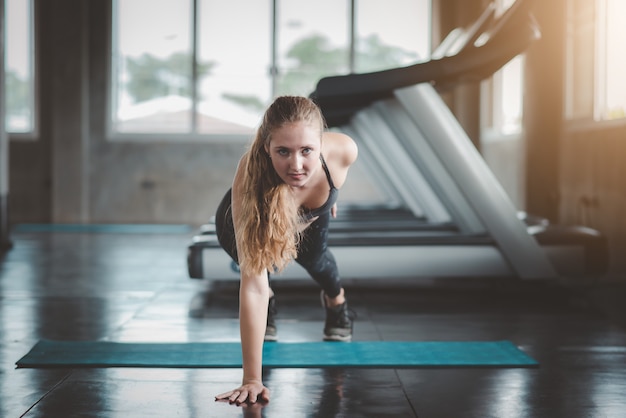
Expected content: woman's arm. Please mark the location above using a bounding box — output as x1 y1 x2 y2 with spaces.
321 132 358 189
325 132 357 220
215 156 271 405
236 268 270 400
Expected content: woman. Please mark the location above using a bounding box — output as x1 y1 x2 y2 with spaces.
214 96 358 404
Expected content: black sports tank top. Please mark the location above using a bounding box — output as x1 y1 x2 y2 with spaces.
301 155 339 221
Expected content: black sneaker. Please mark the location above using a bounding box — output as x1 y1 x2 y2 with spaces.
321 291 355 342
265 296 278 342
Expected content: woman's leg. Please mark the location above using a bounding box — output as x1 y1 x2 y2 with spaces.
296 212 342 298
296 212 354 341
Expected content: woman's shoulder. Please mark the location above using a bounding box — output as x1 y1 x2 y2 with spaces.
232 152 250 193
322 131 358 167
323 130 352 144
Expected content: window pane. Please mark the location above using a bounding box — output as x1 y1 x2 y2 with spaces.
500 56 523 134
355 0 430 72
602 0 626 120
276 0 349 97
197 0 271 135
500 0 516 11
565 0 595 120
5 0 35 133
112 0 193 133
482 0 523 137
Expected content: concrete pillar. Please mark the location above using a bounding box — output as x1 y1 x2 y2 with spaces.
451 0 482 150
523 0 566 221
47 0 90 223
432 0 483 149
0 0 12 250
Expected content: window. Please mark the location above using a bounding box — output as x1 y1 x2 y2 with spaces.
354 0 430 72
111 0 270 137
275 0 349 98
112 0 193 134
565 0 626 122
111 0 431 138
4 0 36 135
595 0 626 120
197 0 271 134
274 0 430 96
489 56 524 136
481 0 524 139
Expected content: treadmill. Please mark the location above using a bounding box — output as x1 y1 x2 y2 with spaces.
187 0 607 283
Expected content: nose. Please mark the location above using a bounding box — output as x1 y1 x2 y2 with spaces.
290 154 303 170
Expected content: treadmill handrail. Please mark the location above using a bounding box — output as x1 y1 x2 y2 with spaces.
310 0 540 126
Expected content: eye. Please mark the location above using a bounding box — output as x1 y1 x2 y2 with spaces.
302 148 313 155
277 148 289 156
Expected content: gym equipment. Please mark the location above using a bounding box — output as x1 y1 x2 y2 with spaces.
186 0 607 283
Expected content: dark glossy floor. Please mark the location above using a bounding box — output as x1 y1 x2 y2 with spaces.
1 230 626 417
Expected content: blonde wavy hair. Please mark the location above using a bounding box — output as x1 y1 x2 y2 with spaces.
236 96 325 274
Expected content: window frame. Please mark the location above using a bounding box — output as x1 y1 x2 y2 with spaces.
108 0 275 143
480 0 524 143
107 0 432 142
107 0 229 142
564 0 626 131
5 0 38 141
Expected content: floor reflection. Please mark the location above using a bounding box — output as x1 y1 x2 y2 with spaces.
2 231 626 417
214 368 346 418
310 369 345 418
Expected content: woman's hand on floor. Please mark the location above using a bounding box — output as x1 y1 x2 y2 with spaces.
215 381 270 405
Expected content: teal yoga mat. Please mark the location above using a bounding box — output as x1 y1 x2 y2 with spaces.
16 340 537 369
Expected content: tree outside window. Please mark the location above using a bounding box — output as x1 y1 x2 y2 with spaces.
111 0 430 138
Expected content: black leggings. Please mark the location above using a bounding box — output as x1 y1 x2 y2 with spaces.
214 189 342 298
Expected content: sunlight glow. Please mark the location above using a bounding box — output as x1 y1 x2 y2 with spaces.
602 0 626 119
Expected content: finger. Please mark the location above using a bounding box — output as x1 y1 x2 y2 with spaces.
236 390 249 405
228 390 241 403
215 390 234 400
260 387 271 402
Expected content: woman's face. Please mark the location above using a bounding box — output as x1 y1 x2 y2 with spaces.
265 121 322 188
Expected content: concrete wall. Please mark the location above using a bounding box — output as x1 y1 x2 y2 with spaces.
0 0 9 248
560 125 626 280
